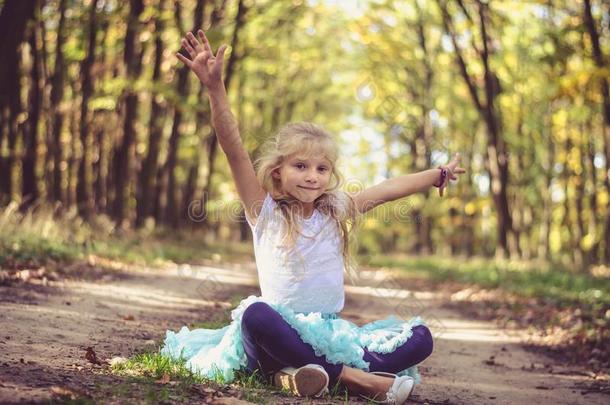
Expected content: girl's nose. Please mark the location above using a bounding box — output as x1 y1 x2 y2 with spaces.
305 169 316 178
305 174 318 183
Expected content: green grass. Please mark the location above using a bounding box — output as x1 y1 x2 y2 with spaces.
0 202 254 270
109 349 358 404
109 350 315 404
85 233 254 267
364 254 610 308
111 351 207 384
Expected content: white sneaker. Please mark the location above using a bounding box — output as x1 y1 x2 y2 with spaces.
358 371 414 404
273 363 329 397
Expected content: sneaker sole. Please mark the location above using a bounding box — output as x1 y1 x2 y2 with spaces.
274 367 327 397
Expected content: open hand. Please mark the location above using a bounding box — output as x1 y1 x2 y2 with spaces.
438 153 466 197
176 30 228 90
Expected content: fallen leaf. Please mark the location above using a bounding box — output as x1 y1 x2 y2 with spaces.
85 347 102 365
51 386 79 399
107 356 128 366
155 373 171 384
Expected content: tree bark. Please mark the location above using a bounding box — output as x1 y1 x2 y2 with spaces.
199 0 247 229
76 0 100 219
0 0 36 205
584 119 600 263
583 0 610 263
47 0 68 205
136 0 167 228
22 2 42 211
113 0 145 227
162 0 207 227
438 0 514 258
412 1 434 254
93 14 111 214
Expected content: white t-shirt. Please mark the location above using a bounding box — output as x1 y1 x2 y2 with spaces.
246 192 346 314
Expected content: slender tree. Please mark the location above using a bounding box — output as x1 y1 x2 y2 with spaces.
136 0 167 228
438 0 514 258
76 0 100 219
199 0 247 228
22 1 43 210
0 0 36 204
113 0 145 226
49 0 68 204
583 0 610 263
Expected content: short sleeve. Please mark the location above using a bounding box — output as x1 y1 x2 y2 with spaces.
332 190 357 221
245 192 276 230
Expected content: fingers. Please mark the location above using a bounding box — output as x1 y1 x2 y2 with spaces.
212 44 228 72
175 51 192 67
186 31 204 52
181 38 195 59
198 29 212 52
216 44 228 60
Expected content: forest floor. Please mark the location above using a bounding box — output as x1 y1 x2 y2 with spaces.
0 257 608 404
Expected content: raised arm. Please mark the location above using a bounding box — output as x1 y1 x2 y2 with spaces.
177 30 266 224
351 153 466 213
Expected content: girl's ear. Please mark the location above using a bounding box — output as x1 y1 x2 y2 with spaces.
271 167 281 180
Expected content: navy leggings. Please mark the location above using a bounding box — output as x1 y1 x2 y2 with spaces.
240 302 433 387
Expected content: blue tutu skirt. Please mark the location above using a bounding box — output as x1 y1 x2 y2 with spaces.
161 295 424 384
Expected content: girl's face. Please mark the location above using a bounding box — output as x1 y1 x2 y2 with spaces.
272 153 333 204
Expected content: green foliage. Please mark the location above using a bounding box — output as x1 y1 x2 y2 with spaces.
112 351 204 382
366 254 610 307
0 202 254 269
0 202 104 266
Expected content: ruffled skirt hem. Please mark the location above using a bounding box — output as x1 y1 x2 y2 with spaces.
161 295 424 384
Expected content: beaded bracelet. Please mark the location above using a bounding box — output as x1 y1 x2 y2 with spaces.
433 167 448 188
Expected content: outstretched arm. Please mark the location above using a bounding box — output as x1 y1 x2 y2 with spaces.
351 153 466 213
177 31 266 223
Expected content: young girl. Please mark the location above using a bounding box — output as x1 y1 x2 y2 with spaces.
164 30 465 404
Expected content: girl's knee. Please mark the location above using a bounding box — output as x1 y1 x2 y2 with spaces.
241 301 274 331
414 325 434 359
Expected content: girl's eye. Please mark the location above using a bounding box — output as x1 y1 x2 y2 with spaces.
295 163 305 169
318 167 328 172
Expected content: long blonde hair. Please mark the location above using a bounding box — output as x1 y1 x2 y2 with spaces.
253 122 360 281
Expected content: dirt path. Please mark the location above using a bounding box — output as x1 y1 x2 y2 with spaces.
0 261 606 404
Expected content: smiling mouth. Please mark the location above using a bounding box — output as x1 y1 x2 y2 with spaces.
298 186 319 190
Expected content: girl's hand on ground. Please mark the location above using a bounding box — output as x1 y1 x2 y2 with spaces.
439 153 466 197
176 30 228 90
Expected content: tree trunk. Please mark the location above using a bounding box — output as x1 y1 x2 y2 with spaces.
163 0 207 228
538 109 554 261
181 164 198 227
76 0 100 219
93 15 111 214
22 3 42 211
136 0 167 228
413 1 434 255
583 0 610 263
575 125 589 269
67 83 80 209
113 0 145 227
48 0 68 205
0 0 36 205
562 136 582 268
199 0 247 229
438 0 514 258
584 119 600 263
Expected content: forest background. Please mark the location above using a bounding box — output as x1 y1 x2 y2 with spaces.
0 0 609 380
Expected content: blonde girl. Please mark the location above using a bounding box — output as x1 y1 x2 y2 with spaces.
164 30 465 404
